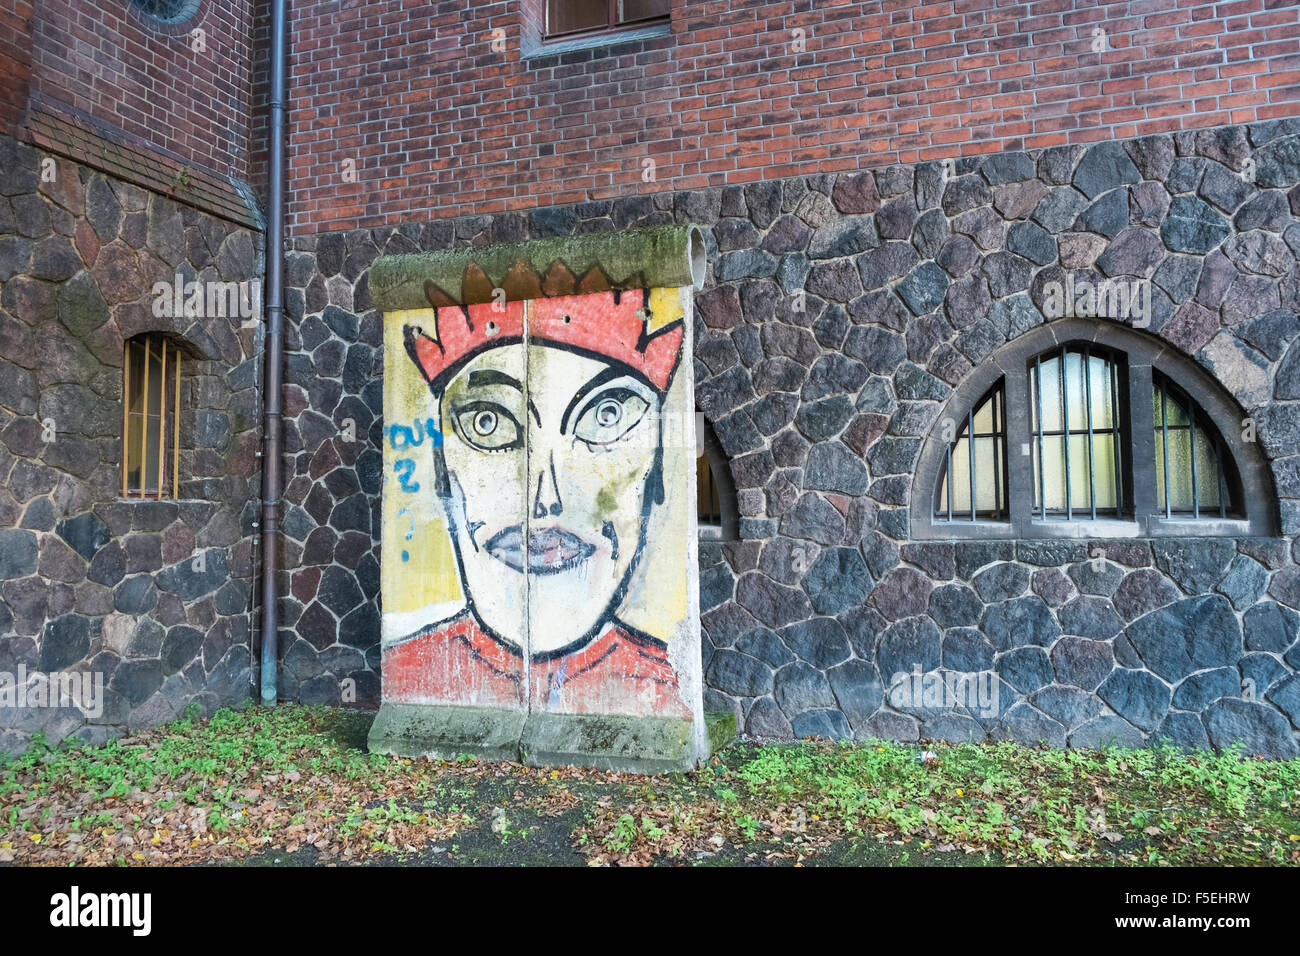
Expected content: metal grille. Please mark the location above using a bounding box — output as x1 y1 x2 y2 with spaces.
934 380 1008 521
122 333 180 500
1030 345 1124 520
1153 371 1235 519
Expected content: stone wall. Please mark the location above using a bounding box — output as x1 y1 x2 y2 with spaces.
0 133 262 752
284 119 1300 756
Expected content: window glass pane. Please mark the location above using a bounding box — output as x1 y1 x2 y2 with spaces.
1029 346 1124 517
125 412 143 492
697 453 719 524
1066 432 1085 510
548 0 607 35
1195 426 1220 510
1064 350 1087 430
1160 423 1222 513
1067 432 1117 512
1037 435 1067 512
1037 356 1062 432
123 335 176 498
1153 374 1237 517
619 0 669 23
1090 433 1118 510
936 380 1006 520
1165 428 1194 510
127 341 145 418
951 437 972 513
144 417 160 495
1088 353 1113 429
147 349 163 424
1165 390 1190 427
973 436 1000 513
145 341 163 495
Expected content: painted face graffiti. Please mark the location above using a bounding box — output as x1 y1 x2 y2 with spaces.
437 343 663 654
383 288 689 717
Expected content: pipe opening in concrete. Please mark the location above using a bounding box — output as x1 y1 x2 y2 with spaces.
688 226 706 290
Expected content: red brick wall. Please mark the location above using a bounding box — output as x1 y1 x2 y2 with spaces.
284 0 1300 235
26 0 256 182
0 2 34 135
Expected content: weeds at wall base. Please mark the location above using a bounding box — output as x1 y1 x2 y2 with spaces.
0 705 1295 867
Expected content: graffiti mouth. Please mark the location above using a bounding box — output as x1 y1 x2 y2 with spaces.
484 525 596 575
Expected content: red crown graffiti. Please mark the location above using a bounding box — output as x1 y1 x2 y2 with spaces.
404 288 684 392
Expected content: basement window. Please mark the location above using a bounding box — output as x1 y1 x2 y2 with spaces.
912 319 1273 539
122 333 182 500
698 417 738 540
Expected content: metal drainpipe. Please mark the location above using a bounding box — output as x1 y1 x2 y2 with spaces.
259 0 288 706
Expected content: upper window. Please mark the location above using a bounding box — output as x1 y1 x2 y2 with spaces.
916 320 1274 538
123 333 182 500
129 0 201 24
546 0 671 40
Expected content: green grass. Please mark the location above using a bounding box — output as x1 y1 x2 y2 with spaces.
726 739 1300 864
0 705 1296 866
0 705 385 805
0 706 469 864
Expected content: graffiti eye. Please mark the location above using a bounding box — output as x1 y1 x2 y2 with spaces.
594 399 622 427
574 388 650 446
453 401 520 452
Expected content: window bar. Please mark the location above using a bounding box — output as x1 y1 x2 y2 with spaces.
991 389 1002 519
967 407 976 522
1188 398 1200 519
1110 360 1123 515
946 437 953 522
157 340 166 501
1061 349 1071 520
1035 355 1046 520
1083 347 1096 520
139 336 151 500
1215 435 1225 519
121 339 131 499
173 351 181 500
1160 380 1171 519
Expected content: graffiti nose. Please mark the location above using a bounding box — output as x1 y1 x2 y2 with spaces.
532 455 563 519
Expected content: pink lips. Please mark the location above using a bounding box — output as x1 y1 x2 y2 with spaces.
484 525 596 574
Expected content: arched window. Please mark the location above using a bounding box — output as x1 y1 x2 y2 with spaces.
129 0 202 25
934 381 1008 522
122 333 182 500
912 320 1275 539
1152 370 1241 519
1029 345 1126 521
697 417 737 540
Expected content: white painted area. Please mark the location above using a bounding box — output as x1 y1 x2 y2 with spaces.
381 601 464 647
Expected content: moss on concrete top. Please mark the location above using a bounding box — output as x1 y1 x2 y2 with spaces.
369 225 705 310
